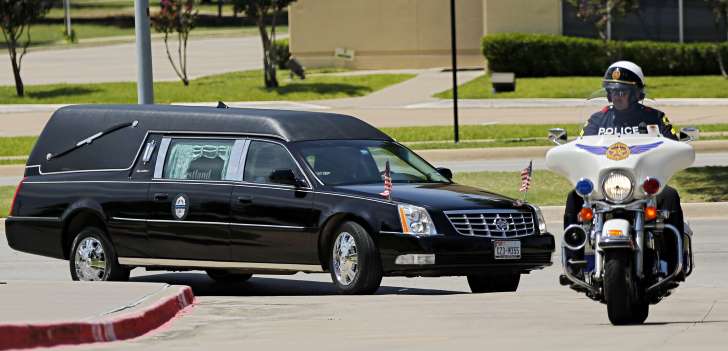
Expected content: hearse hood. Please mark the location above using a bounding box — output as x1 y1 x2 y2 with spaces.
330 183 527 211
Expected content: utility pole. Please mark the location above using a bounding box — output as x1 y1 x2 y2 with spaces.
134 0 154 104
450 0 460 143
63 0 72 39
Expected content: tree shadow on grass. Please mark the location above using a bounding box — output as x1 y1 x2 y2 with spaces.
27 86 100 99
674 166 728 202
270 83 371 97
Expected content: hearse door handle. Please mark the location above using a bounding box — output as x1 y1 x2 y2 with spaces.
237 196 253 204
154 193 169 201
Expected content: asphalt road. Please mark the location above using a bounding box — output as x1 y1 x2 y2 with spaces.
1 219 727 350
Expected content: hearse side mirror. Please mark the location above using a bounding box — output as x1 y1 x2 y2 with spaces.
270 169 307 187
548 128 567 145
436 167 453 180
679 126 699 142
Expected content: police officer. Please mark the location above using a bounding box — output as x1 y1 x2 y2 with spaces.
564 61 685 272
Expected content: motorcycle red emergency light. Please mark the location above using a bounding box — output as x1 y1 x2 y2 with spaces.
642 177 660 195
578 207 594 222
645 206 658 221
9 177 26 217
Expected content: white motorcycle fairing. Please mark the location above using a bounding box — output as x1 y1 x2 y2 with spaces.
545 135 695 200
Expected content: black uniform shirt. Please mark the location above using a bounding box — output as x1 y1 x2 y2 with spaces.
580 104 678 140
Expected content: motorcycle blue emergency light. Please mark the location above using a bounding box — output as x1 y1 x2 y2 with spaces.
575 178 594 197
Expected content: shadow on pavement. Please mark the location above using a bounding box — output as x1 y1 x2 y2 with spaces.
131 272 464 297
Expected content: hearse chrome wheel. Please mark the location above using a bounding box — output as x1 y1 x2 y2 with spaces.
329 221 382 295
333 232 358 286
74 237 107 281
69 227 130 282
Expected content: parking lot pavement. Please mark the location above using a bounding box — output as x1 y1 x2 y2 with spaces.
2 220 727 350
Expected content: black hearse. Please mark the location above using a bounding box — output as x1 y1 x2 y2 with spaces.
6 105 554 294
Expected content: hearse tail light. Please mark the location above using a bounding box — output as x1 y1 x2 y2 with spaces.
397 204 437 235
9 177 27 217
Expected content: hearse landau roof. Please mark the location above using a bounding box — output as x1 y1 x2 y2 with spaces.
27 104 393 172
45 104 392 142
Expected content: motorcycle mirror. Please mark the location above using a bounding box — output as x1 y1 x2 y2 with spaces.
679 127 699 142
548 128 568 145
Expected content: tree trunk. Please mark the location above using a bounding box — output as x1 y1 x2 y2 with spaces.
258 19 278 88
8 48 23 97
217 0 223 18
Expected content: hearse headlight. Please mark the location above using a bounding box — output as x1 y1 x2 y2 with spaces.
529 204 548 234
602 171 633 203
397 204 437 235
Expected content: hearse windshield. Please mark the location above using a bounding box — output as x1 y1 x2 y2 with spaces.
294 140 450 186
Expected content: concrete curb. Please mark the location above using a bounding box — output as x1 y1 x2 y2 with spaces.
0 286 194 350
419 140 728 162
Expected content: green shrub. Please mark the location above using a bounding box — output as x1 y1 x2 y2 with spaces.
272 38 290 70
482 33 728 77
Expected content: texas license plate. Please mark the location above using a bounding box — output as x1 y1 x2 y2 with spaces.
494 240 521 260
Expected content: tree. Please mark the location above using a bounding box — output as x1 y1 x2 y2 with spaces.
705 0 728 78
233 0 295 88
152 0 198 86
566 0 639 41
0 0 52 97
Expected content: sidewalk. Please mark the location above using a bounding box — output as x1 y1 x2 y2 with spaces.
0 280 194 350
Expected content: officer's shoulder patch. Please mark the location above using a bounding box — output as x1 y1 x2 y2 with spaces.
643 105 654 112
601 105 610 112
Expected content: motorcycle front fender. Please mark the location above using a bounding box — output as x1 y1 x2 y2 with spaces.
598 219 634 250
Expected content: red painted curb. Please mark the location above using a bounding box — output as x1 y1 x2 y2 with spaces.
0 286 194 350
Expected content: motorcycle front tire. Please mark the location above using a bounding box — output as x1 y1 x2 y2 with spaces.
604 251 649 325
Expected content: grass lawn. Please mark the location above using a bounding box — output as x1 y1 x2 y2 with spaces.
0 137 37 158
435 75 728 99
0 70 414 104
0 186 14 217
454 166 728 206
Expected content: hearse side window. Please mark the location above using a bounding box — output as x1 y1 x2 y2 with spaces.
243 141 301 185
162 139 235 181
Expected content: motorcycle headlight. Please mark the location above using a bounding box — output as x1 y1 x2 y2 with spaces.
601 171 633 203
397 204 438 235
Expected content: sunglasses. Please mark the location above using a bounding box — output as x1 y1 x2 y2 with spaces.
607 89 630 97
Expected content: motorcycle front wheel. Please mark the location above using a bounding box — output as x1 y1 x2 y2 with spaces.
604 251 649 325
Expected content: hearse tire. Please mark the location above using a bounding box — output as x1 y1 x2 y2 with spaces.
329 221 382 295
69 227 129 282
206 269 253 283
467 273 521 293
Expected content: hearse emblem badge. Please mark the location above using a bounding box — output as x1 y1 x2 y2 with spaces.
606 142 630 161
172 194 189 220
494 217 509 232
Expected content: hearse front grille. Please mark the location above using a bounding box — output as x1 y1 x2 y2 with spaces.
444 210 536 238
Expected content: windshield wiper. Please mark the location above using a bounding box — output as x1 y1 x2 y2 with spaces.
46 120 139 161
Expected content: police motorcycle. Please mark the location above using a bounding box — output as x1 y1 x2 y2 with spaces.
545 116 698 325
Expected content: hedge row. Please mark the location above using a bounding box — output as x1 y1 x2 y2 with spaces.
482 33 728 77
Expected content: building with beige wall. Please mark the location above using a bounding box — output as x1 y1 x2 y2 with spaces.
288 0 562 69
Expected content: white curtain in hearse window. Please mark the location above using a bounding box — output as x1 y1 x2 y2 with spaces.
163 139 234 180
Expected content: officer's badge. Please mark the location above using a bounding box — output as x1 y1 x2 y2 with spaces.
611 68 621 80
606 142 630 160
